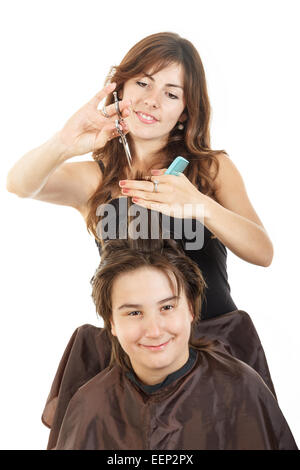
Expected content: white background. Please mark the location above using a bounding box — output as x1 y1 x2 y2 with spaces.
1 0 299 450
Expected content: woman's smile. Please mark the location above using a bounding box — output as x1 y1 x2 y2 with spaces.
135 111 159 124
119 63 186 156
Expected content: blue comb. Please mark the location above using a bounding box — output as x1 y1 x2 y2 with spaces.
165 156 189 175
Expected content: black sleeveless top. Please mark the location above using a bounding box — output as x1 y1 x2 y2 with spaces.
94 160 237 320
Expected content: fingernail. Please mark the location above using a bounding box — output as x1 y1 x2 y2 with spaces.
151 169 160 174
119 180 126 186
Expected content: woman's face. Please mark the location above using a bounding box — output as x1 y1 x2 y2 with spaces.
110 266 193 385
120 63 186 147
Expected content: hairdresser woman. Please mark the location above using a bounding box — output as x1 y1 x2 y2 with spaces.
6 33 274 375
6 32 273 316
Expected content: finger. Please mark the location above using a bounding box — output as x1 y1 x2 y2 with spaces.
119 179 164 193
97 122 116 140
124 189 165 202
132 198 171 215
98 121 120 140
89 107 130 135
104 121 130 141
102 98 133 119
150 173 181 183
121 121 130 134
151 168 167 176
91 82 117 106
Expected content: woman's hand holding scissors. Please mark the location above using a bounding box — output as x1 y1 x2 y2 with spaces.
57 82 132 159
119 168 204 219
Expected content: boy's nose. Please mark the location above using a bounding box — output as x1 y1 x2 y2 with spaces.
144 315 163 338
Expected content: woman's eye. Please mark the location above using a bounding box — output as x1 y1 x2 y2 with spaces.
136 81 147 87
136 82 178 100
167 92 178 100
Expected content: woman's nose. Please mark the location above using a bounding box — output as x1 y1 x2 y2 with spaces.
144 90 160 108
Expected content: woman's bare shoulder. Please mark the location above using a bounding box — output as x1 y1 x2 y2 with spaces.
209 152 266 228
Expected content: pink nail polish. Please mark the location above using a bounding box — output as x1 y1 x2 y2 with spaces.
119 181 126 186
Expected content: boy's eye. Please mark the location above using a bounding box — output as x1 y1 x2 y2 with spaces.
162 304 174 311
128 311 141 316
128 305 174 316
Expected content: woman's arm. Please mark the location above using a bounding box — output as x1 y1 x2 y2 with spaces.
6 82 131 210
6 132 69 197
6 132 101 212
199 153 274 267
117 153 273 267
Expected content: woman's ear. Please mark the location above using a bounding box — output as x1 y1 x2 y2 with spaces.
179 111 188 123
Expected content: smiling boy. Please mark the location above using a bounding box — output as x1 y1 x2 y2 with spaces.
51 239 297 450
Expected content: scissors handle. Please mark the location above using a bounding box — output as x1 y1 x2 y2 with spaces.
112 92 132 168
113 91 122 119
115 119 132 168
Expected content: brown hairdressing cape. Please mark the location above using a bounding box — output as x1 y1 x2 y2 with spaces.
42 310 297 450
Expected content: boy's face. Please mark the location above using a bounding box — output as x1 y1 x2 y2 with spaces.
110 267 193 385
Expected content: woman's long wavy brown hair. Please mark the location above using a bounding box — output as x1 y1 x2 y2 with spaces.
90 235 216 372
86 32 228 242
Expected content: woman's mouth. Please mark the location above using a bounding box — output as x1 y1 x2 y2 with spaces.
135 111 158 124
139 338 172 351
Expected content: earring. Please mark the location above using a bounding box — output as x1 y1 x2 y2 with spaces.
177 122 184 130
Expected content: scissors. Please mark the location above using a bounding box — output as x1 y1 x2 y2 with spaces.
113 91 132 169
